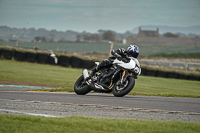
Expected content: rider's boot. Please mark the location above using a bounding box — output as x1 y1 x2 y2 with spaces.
89 63 103 76
89 68 97 77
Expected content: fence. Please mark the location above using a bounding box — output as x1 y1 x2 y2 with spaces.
0 48 199 81
1 41 200 56
140 60 200 69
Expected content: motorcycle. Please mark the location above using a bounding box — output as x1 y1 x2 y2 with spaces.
74 56 141 97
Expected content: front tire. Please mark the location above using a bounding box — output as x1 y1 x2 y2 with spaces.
112 76 135 97
74 75 91 95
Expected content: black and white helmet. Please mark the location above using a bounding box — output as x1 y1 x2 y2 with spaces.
127 44 139 58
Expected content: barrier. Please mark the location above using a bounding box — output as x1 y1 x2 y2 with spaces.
156 70 167 78
160 61 170 67
172 62 185 68
178 74 188 80
188 63 200 68
58 55 71 67
14 51 26 61
144 69 157 76
2 49 13 60
80 59 94 69
188 75 200 81
37 53 49 64
26 52 37 63
0 47 199 81
141 59 200 69
141 68 147 75
70 56 82 68
140 67 199 81
167 72 178 79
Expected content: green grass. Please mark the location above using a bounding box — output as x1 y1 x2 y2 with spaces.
0 59 200 98
134 76 200 98
0 59 81 88
0 114 199 133
1 41 200 56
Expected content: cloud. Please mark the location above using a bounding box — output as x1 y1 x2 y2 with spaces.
0 0 200 32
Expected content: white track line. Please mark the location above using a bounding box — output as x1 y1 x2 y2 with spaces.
0 109 58 117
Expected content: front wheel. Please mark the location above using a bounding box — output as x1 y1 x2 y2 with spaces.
74 75 91 95
112 76 135 97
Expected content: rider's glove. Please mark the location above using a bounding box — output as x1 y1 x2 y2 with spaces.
114 53 121 58
117 57 122 61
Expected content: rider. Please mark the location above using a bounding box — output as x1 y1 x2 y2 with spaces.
90 44 139 76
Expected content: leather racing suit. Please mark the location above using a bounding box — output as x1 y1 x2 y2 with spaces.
90 48 130 76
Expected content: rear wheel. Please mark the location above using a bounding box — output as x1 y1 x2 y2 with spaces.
74 75 91 95
112 76 135 97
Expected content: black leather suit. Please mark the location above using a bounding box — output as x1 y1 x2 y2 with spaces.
92 48 130 74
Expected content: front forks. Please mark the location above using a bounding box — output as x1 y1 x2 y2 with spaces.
109 70 130 90
121 70 129 84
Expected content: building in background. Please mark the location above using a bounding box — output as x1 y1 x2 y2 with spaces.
138 27 159 38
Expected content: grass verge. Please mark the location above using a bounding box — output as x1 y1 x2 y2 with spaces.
0 114 200 133
0 59 200 98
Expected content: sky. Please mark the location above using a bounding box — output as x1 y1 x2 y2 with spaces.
0 0 200 33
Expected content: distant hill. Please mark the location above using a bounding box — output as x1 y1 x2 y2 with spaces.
131 25 200 35
0 25 200 42
0 26 80 41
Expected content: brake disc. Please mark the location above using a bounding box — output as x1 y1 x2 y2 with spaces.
116 80 128 91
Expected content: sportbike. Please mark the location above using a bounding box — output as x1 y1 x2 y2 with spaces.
74 57 141 97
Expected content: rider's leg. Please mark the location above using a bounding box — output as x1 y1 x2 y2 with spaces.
90 59 112 76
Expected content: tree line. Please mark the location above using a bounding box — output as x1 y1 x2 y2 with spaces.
34 30 116 43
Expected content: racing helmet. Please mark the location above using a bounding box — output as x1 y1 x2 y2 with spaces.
127 44 139 58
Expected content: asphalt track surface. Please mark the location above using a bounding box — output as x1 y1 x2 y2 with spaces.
0 86 200 122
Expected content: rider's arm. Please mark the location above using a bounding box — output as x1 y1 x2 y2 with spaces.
111 48 126 58
111 50 121 58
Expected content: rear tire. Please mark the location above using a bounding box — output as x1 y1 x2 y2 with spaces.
112 76 135 97
74 75 91 95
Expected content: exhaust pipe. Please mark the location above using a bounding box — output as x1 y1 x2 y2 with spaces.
82 69 89 79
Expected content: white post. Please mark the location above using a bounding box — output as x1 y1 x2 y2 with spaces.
16 40 18 47
184 62 188 70
57 45 59 51
82 48 85 55
170 61 172 68
109 41 113 57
